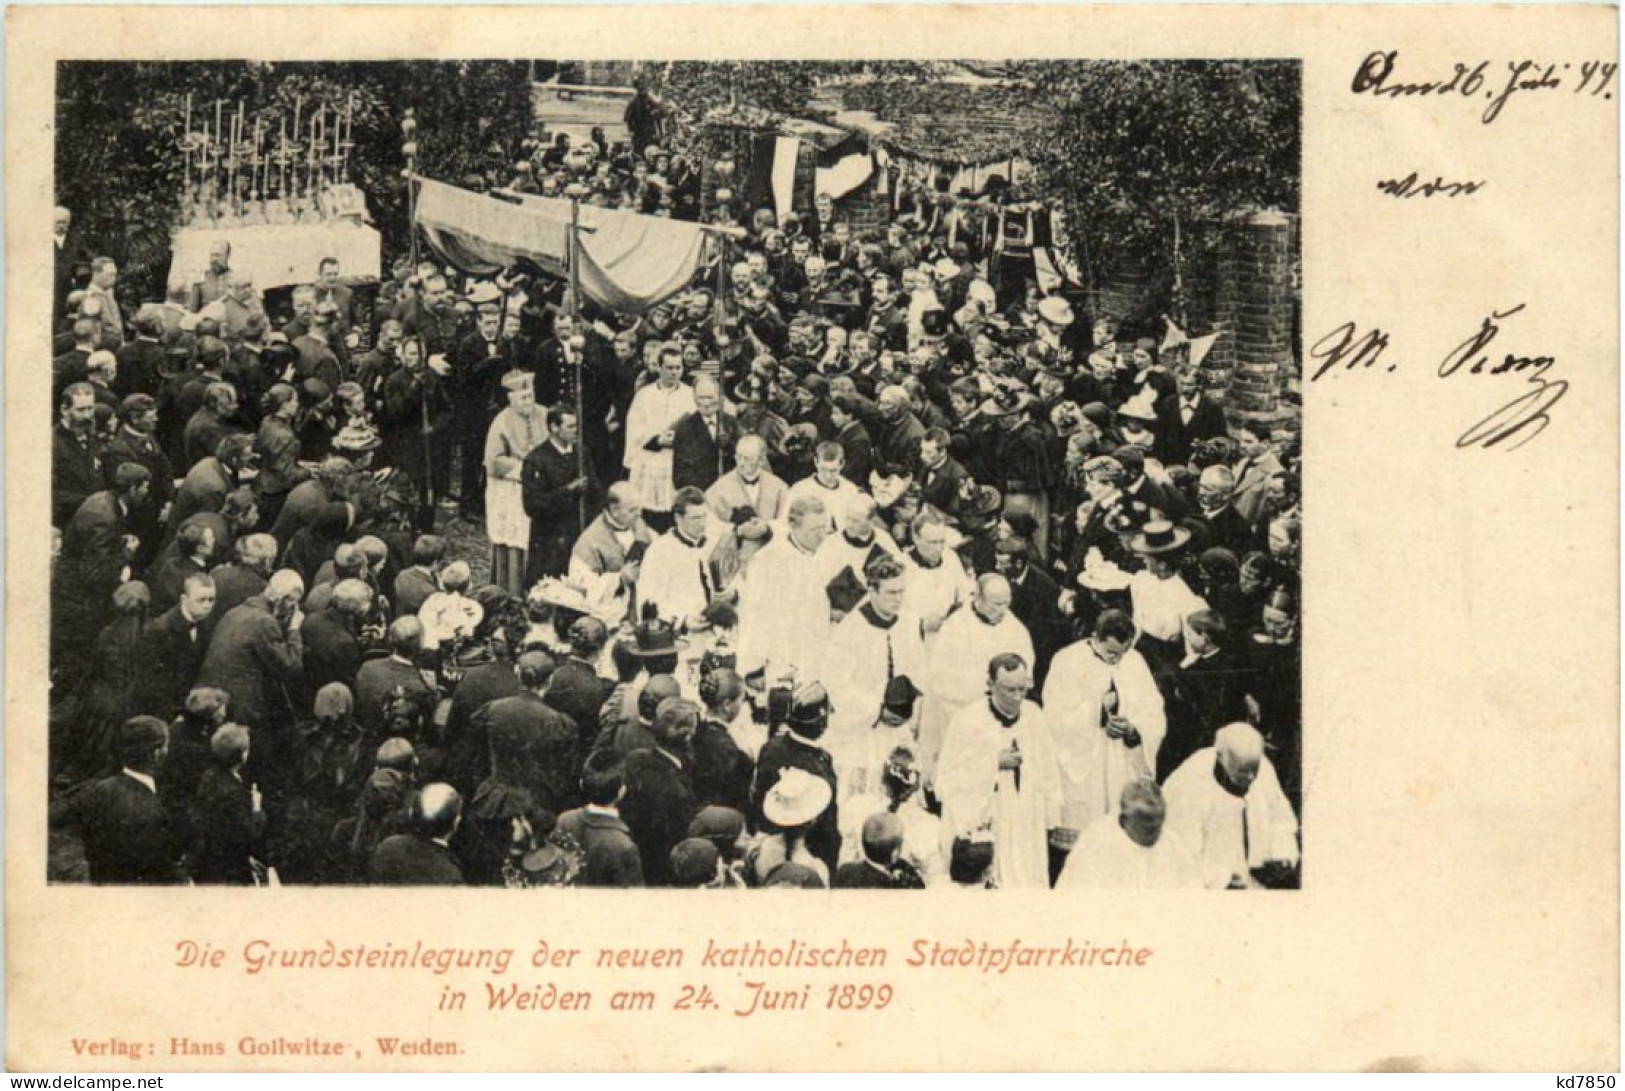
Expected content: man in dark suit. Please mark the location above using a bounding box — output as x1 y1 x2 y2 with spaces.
53 462 147 680
144 572 218 721
833 813 913 889
53 318 99 400
1168 368 1230 466
188 723 266 885
521 405 592 585
367 783 466 885
114 309 167 399
354 617 434 742
691 669 753 815
1191 465 1258 557
996 538 1067 688
449 305 511 519
301 579 373 698
1117 444 1189 521
209 533 277 618
917 428 969 519
195 569 306 735
670 376 739 493
67 716 184 884
442 651 524 799
478 651 583 816
52 383 103 528
553 751 643 887
1159 610 1251 782
544 618 615 745
102 394 174 570
619 698 701 887
170 434 254 529
392 536 445 619
829 396 874 486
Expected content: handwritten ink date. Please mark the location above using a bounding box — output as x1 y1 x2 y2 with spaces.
1353 51 1615 124
1310 303 1567 451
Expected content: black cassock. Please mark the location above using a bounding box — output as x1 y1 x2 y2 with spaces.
521 440 595 585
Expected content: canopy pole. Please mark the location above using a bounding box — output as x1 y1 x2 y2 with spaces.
569 197 588 535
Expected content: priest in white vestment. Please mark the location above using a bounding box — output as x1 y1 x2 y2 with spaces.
1162 723 1300 890
902 510 976 644
936 654 1062 890
636 487 724 631
920 574 1033 783
784 442 867 533
1056 781 1203 890
736 494 835 684
1043 608 1167 834
623 347 696 521
823 556 927 798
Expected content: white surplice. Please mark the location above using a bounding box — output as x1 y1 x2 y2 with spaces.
823 603 928 799
1055 814 1204 890
1162 746 1301 889
919 607 1033 781
623 381 695 512
1043 639 1167 830
935 699 1062 891
736 533 834 683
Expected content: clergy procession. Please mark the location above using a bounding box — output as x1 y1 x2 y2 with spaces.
48 63 1302 892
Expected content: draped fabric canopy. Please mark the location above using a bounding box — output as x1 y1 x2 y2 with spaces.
414 177 713 314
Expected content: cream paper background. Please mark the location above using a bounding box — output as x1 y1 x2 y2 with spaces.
5 5 1617 1072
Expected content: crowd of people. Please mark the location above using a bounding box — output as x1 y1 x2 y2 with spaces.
48 123 1303 891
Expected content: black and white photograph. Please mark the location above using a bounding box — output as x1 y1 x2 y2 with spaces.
45 57 1303 892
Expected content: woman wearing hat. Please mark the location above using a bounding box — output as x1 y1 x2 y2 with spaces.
1124 520 1209 676
748 767 835 888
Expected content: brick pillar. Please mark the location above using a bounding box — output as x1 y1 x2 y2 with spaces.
1094 246 1152 327
1221 209 1297 428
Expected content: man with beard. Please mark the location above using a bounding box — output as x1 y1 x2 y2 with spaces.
1192 464 1258 557
401 274 462 357
189 240 234 311
52 382 103 528
103 394 173 567
196 568 306 739
521 405 592 584
865 274 910 353
354 319 404 427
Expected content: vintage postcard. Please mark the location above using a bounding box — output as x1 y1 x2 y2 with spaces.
5 3 1617 1072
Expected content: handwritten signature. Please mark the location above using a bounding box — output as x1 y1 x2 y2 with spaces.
1310 303 1567 450
1352 51 1616 124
